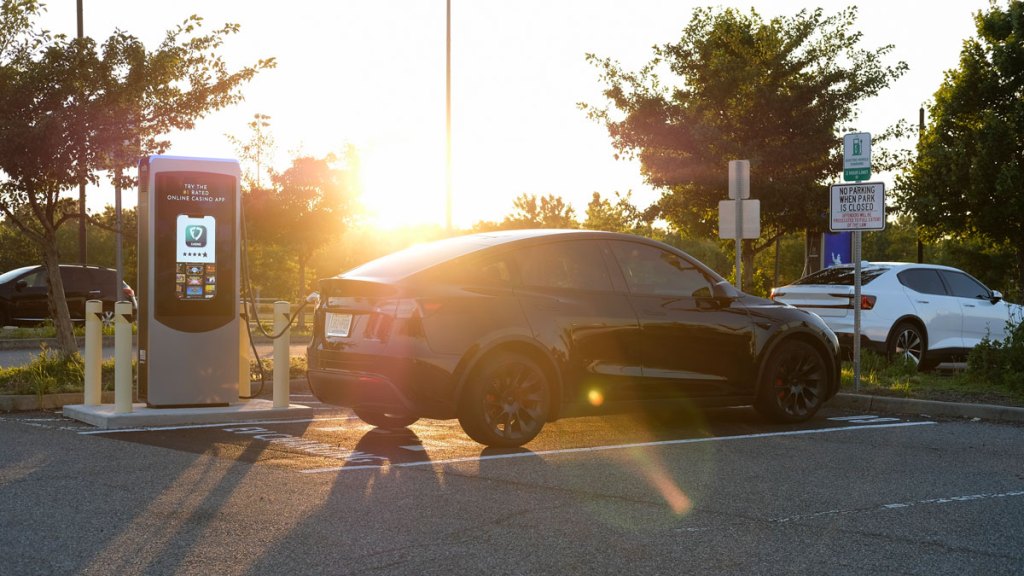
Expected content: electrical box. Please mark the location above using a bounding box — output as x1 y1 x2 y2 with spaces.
137 156 240 407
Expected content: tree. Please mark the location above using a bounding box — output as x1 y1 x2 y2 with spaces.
0 1 274 357
226 112 276 190
500 193 578 229
895 1 1024 297
268 151 360 303
582 6 906 286
582 190 653 234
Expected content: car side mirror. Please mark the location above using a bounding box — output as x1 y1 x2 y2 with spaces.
990 290 1003 304
711 281 740 301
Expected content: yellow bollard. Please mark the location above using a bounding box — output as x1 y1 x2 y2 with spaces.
238 308 251 399
114 301 133 414
83 300 103 406
273 301 290 409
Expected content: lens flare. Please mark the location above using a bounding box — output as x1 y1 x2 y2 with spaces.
587 389 605 406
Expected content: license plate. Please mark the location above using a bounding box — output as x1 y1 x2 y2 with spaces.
326 312 353 338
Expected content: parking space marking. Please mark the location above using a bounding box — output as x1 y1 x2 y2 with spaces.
829 415 903 424
301 420 938 474
771 489 1024 523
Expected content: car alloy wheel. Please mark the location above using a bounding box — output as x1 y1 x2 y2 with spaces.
756 340 827 423
459 352 550 447
888 321 932 370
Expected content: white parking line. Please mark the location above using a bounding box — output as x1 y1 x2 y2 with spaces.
301 420 938 474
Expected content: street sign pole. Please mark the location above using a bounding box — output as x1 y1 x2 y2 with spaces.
729 160 750 291
735 193 743 291
838 132 874 392
853 231 861 391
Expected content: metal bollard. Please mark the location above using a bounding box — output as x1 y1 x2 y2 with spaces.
238 308 251 399
273 301 290 409
83 300 103 406
114 301 133 414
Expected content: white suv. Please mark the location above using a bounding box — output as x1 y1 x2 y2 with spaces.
770 263 1023 370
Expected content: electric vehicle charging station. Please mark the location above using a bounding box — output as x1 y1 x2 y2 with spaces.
138 156 241 407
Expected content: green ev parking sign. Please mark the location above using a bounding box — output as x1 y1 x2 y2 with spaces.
843 132 871 181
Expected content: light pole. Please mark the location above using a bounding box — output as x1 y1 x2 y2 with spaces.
445 0 452 231
77 0 87 264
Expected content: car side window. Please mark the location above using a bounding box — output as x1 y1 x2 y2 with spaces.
941 271 990 300
62 268 90 292
609 241 713 297
516 241 613 291
898 269 947 296
21 269 47 289
454 258 512 287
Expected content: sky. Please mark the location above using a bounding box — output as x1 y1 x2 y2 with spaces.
36 0 992 229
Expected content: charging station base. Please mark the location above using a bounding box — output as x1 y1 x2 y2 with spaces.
63 399 318 430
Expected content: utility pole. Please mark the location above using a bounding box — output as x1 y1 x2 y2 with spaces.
77 0 87 264
917 107 925 263
445 0 452 231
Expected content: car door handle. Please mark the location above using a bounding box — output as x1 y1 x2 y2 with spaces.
916 300 929 304
963 304 976 308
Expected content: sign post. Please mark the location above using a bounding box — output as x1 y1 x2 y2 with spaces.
835 132 880 391
719 160 760 291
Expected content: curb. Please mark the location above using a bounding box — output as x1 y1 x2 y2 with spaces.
832 393 1024 424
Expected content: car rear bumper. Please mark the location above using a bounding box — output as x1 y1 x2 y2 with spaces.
306 347 460 419
307 368 416 416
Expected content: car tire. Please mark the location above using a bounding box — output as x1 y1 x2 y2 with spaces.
755 340 828 423
353 408 418 429
887 321 935 371
458 351 551 447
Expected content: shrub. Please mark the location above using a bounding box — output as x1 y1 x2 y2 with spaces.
967 316 1024 392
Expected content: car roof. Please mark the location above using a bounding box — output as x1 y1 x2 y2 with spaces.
341 229 649 282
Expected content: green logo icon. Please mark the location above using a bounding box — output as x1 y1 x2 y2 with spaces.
185 225 207 247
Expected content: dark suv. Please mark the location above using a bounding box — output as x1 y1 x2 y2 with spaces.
0 265 137 327
308 230 841 447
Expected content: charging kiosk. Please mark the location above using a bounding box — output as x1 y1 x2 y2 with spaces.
138 156 241 407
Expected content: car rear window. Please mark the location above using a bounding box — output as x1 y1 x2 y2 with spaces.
792 266 888 286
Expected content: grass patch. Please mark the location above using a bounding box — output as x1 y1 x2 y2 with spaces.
841 350 1024 407
0 346 118 396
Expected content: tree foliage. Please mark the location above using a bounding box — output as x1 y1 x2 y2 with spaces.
895 0 1024 296
0 0 273 356
582 6 906 283
474 193 579 230
582 191 654 235
242 151 360 299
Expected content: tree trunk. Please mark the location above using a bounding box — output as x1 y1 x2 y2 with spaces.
41 241 78 358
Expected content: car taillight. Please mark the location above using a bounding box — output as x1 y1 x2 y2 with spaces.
122 286 135 298
769 288 781 301
364 299 441 341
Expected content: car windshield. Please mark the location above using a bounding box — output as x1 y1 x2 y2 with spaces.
793 266 889 286
0 266 37 284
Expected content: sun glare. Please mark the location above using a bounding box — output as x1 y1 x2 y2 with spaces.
359 141 447 230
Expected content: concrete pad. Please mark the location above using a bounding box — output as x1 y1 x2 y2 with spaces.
63 399 318 429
